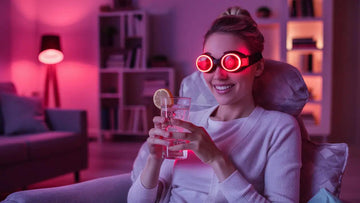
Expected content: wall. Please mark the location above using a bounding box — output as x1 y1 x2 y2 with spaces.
9 0 109 136
330 0 360 145
3 0 359 142
0 0 11 81
5 0 277 137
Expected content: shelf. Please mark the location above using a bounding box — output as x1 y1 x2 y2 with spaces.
101 93 121 98
99 10 145 17
288 17 323 22
288 47 323 52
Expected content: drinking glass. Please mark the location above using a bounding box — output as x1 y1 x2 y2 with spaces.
160 97 191 159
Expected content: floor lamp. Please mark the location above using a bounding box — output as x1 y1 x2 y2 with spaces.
38 35 64 108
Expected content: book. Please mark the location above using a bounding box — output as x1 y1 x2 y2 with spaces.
101 106 119 130
134 48 142 69
119 16 126 48
299 53 313 73
307 53 313 72
106 54 125 68
290 0 297 17
290 0 315 17
292 38 317 49
129 48 137 68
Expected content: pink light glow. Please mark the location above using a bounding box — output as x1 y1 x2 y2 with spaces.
12 0 99 26
38 49 64 64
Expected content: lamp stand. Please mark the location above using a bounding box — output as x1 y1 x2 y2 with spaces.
44 64 60 108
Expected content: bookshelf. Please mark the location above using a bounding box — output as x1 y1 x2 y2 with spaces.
98 10 175 141
99 10 148 69
256 0 332 136
285 0 333 136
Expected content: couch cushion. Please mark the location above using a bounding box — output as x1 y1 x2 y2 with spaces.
24 132 83 160
0 137 28 165
300 139 348 202
253 59 309 117
0 93 49 135
0 82 17 135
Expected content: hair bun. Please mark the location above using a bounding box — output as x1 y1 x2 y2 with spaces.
220 6 251 18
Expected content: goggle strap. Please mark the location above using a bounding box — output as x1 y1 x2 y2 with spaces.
248 52 263 66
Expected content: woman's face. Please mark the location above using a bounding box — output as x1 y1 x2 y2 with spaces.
203 32 263 107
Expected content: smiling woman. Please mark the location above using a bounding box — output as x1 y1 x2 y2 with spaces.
127 6 302 203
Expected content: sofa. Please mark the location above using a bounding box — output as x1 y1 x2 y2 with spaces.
1 60 348 202
0 82 88 193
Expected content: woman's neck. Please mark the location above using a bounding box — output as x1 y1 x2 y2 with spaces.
211 101 256 121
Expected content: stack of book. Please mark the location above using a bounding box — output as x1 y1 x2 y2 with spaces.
290 0 315 17
125 47 142 69
125 37 143 69
106 54 125 68
292 38 317 49
101 106 118 130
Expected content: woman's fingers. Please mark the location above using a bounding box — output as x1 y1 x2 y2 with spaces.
170 132 193 141
148 127 171 147
171 119 199 132
167 141 191 151
149 128 170 138
147 136 170 146
153 116 166 129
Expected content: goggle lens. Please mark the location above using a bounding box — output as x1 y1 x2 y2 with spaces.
196 55 213 72
195 51 262 73
221 53 241 72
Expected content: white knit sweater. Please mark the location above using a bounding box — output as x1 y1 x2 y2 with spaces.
128 106 301 203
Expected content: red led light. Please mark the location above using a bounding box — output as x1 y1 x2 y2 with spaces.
221 53 241 72
196 54 213 72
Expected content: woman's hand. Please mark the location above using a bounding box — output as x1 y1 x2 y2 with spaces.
147 116 170 161
168 118 236 181
168 119 222 164
140 116 170 189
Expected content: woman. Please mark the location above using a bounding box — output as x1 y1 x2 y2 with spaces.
128 6 301 203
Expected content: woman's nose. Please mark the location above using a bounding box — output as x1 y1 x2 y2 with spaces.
213 66 228 79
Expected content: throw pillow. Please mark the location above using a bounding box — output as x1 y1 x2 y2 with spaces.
0 93 49 135
253 59 309 117
300 139 349 203
308 188 342 203
0 82 17 135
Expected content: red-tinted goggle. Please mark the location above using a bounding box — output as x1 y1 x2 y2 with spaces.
196 51 263 73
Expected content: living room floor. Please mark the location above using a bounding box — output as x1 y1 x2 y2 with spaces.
2 138 360 202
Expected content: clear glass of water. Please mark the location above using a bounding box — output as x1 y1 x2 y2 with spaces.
160 97 191 159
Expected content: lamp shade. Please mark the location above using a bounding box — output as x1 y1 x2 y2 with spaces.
38 35 64 64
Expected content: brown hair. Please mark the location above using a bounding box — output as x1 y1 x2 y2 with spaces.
204 6 264 54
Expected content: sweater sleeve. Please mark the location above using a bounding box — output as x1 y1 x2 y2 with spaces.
127 175 159 203
218 114 301 203
127 143 174 203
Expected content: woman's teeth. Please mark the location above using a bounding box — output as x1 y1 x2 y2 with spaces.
214 85 233 91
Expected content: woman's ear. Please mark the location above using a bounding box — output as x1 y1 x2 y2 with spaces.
254 59 264 77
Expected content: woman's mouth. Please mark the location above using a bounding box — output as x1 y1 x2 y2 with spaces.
213 84 234 94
